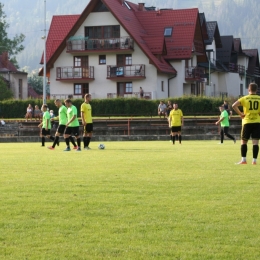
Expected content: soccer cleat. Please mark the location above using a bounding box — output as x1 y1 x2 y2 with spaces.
218 143 223 145
236 161 247 165
252 161 257 165
84 147 91 150
47 146 54 150
76 147 81 152
63 147 71 151
73 146 78 150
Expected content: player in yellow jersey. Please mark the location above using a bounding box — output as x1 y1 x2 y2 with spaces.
232 83 260 165
81 94 93 150
169 103 183 144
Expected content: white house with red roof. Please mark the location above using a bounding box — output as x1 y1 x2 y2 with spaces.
0 52 28 99
40 0 209 100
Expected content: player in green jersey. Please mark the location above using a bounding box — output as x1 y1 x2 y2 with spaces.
232 83 260 165
47 99 76 150
81 94 93 150
38 104 55 146
215 105 236 144
63 99 81 151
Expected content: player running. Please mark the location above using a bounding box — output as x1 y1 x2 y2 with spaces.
63 99 81 152
232 83 260 165
81 94 93 150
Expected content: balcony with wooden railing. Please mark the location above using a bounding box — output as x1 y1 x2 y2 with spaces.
56 66 94 81
107 92 151 99
185 66 205 81
107 64 145 80
227 63 245 75
66 36 134 53
254 67 260 77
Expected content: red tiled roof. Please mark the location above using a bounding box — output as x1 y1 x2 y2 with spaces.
43 0 204 75
40 15 80 64
0 54 17 71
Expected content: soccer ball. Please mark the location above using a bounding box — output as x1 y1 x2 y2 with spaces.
98 143 105 150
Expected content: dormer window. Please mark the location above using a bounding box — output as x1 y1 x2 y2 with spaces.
164 27 172 37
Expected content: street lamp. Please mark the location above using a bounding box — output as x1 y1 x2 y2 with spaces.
42 0 47 105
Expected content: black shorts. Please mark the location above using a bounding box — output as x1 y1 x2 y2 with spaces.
221 126 230 134
56 124 66 134
241 123 260 140
84 123 93 134
171 126 181 133
64 126 80 137
41 128 50 136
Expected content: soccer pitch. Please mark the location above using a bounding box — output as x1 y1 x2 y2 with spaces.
1 141 260 259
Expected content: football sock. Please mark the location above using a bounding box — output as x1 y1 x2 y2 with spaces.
65 137 70 147
83 137 88 147
53 136 59 148
226 133 235 140
50 135 54 141
69 136 77 147
172 135 175 144
77 138 81 148
253 145 259 159
241 144 247 158
41 137 45 146
86 137 91 147
179 135 182 144
220 130 224 143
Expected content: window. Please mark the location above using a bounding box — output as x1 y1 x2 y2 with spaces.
99 55 106 64
125 82 132 93
74 83 89 97
164 27 172 37
117 82 132 96
117 54 132 66
74 84 82 95
125 55 132 65
85 25 120 39
74 56 88 67
161 81 164 92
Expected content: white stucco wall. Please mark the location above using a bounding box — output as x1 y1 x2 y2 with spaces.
49 11 163 99
9 73 28 99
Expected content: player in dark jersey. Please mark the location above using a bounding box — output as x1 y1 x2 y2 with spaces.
232 83 260 165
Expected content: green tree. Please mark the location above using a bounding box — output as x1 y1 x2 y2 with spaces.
0 3 25 68
0 77 13 100
28 72 43 94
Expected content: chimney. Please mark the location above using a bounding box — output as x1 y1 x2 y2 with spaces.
138 3 145 11
2 51 8 69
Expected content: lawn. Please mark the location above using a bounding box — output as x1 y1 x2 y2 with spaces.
0 141 260 259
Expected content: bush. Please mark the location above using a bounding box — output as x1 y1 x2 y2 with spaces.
0 96 236 118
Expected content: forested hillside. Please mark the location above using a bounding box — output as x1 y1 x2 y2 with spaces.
2 0 260 71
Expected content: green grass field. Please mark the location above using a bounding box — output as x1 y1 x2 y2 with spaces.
1 141 260 259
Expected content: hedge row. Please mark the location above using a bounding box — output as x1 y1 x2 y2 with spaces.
0 96 237 118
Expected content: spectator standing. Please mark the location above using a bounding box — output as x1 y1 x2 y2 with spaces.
232 83 260 165
215 106 236 144
139 87 144 98
158 101 166 119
